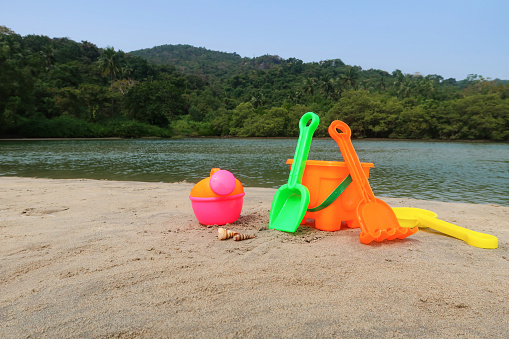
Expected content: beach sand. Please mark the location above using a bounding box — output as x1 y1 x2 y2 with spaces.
1 177 508 338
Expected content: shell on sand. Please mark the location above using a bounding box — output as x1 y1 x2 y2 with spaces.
233 233 255 241
218 227 236 240
218 228 255 241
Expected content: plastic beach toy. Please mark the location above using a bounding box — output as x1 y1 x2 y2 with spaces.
286 159 374 231
393 207 498 249
329 120 418 244
189 168 244 225
269 112 319 233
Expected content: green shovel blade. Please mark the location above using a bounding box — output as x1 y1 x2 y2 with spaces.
269 184 309 232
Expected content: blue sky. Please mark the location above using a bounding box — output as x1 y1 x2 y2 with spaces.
2 0 508 80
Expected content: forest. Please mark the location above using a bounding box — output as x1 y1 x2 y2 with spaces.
1 25 508 140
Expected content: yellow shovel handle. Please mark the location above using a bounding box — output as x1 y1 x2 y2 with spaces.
418 214 498 249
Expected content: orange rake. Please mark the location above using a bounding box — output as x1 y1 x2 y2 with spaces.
329 121 418 244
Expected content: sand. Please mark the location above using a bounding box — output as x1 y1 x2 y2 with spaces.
1 176 508 338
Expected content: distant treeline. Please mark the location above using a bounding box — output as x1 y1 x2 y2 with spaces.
1 26 508 140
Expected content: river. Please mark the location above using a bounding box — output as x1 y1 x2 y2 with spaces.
1 138 507 205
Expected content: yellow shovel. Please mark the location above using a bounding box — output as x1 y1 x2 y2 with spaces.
393 207 498 249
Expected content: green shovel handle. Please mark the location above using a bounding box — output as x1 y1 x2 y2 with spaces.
288 112 319 189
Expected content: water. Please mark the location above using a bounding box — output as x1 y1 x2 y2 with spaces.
0 138 507 205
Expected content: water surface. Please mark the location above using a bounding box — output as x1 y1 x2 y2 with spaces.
1 138 507 205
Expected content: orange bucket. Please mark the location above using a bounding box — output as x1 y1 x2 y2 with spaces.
287 159 374 231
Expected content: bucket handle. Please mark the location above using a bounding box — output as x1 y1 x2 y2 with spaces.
307 175 352 212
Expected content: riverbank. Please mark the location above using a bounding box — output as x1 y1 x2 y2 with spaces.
1 177 508 338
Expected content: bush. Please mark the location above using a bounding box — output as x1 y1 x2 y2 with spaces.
103 119 172 138
172 116 215 137
12 115 104 138
7 116 173 138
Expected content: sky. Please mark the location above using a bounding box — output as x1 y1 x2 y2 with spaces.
2 0 508 80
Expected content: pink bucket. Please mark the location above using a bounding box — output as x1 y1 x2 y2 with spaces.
190 194 245 225
189 168 244 225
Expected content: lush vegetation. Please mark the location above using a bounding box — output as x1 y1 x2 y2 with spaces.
1 26 508 140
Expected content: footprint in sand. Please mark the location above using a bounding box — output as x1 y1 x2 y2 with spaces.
21 206 69 216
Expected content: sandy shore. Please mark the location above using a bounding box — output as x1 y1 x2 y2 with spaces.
1 177 508 338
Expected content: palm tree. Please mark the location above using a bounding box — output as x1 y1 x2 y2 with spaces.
362 79 371 91
378 75 387 90
319 75 335 99
332 78 343 100
250 92 263 108
342 66 359 90
99 47 119 91
302 78 316 96
286 90 304 105
392 69 405 90
397 79 412 98
414 75 435 98
41 44 55 70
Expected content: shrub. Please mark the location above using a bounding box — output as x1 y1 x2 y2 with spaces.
103 119 172 138
13 115 104 138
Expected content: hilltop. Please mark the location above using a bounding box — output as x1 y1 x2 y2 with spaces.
130 44 465 84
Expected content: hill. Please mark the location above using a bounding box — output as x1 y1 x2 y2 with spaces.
130 44 292 81
130 44 438 83
1 26 508 140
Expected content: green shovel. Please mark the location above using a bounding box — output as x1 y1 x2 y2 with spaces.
269 112 319 232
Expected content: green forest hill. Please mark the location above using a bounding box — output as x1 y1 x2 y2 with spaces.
1 25 508 140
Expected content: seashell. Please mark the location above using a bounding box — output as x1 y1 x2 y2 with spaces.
233 233 255 241
218 227 236 240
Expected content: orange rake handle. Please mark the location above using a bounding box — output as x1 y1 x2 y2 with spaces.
328 121 375 203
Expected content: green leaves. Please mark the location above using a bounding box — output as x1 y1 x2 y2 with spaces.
124 80 186 127
1 27 508 140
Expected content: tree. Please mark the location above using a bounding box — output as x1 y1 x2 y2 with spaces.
342 66 359 90
239 107 286 137
302 78 315 96
0 28 36 128
99 47 120 91
229 102 256 135
378 75 387 90
392 69 405 92
319 75 335 99
1 26 507 140
125 80 186 127
80 40 101 64
326 91 402 138
250 92 264 108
